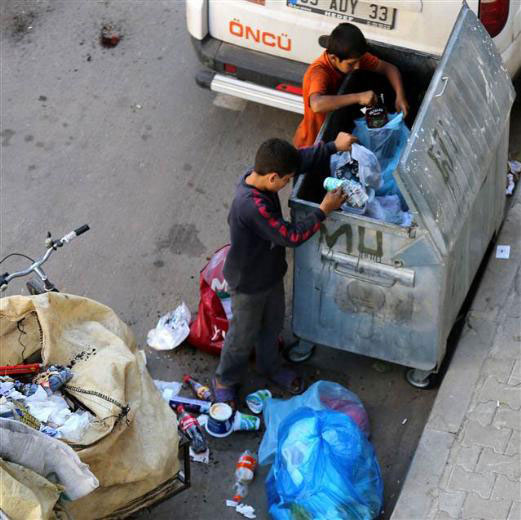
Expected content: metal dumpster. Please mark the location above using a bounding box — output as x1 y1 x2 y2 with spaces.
288 5 516 387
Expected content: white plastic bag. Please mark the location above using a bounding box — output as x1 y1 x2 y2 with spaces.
153 379 182 402
147 303 191 350
330 143 382 191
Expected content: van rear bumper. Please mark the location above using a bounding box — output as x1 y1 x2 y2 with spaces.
191 35 306 112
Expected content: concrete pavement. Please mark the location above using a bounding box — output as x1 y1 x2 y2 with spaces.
392 190 521 519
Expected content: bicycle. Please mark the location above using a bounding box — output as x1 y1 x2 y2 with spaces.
0 225 90 294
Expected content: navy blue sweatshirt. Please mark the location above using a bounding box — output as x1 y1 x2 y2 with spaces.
223 141 337 294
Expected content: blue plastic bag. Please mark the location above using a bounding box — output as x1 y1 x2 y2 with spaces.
353 113 409 204
259 381 370 466
266 408 384 520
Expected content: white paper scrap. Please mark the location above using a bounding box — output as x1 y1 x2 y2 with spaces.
226 500 238 507
496 245 511 259
236 504 256 519
189 447 210 464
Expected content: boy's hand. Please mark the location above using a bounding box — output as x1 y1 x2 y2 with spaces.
395 95 409 117
334 132 358 152
320 188 347 215
357 90 377 107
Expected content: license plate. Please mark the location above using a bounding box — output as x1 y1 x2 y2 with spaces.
287 0 397 30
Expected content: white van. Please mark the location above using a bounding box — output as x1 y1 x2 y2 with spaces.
186 0 520 113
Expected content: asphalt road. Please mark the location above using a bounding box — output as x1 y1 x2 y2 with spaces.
1 1 519 519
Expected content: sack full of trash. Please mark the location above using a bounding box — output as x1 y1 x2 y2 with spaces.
259 380 370 466
265 407 384 519
0 293 180 519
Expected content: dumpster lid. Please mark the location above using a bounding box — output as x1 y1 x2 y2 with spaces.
397 4 515 256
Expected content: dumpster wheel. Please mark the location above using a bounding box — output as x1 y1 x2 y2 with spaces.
283 339 316 363
405 368 434 389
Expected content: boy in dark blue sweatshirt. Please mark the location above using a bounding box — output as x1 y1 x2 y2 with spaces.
213 132 356 406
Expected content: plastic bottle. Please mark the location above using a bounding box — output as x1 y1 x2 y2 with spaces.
183 374 213 401
323 177 369 208
232 450 257 503
169 395 211 414
176 405 208 453
365 93 388 129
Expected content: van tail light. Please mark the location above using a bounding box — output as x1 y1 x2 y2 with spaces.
479 0 509 38
224 63 237 74
276 83 303 96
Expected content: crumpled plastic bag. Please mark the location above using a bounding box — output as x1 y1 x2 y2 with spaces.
154 379 182 402
259 381 370 466
147 302 191 350
24 385 94 442
366 194 412 227
265 408 383 520
330 143 382 191
353 112 409 205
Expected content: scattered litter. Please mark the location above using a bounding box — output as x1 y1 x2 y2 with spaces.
232 450 257 503
138 349 147 366
184 374 212 401
133 103 142 110
402 418 408 425
508 160 521 174
206 402 234 437
233 411 260 432
507 160 520 195
168 395 211 414
496 245 511 259
227 498 257 518
100 24 121 48
246 389 272 414
147 303 191 350
153 379 182 402
197 414 208 427
189 447 210 464
177 405 207 453
236 503 257 519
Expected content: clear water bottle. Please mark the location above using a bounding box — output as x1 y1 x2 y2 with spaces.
176 405 207 453
232 450 257 503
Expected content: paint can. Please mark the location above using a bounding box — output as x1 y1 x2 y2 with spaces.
205 402 234 438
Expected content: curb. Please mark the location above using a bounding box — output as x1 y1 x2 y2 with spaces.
391 188 521 519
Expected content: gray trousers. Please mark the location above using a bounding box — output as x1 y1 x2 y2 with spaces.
216 280 284 386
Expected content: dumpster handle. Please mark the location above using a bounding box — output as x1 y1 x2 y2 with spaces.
434 76 449 98
321 249 415 288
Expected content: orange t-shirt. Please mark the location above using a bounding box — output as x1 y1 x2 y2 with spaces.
293 52 380 148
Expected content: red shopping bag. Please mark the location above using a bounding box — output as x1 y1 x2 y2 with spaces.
188 246 230 355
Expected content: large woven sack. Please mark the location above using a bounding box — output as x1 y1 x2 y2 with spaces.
0 458 61 520
0 293 180 519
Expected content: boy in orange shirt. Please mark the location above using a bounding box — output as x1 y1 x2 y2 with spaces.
294 23 409 148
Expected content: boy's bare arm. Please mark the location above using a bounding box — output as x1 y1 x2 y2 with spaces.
374 60 409 117
309 91 376 114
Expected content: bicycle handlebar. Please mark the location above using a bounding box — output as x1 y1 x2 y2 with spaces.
0 225 90 290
